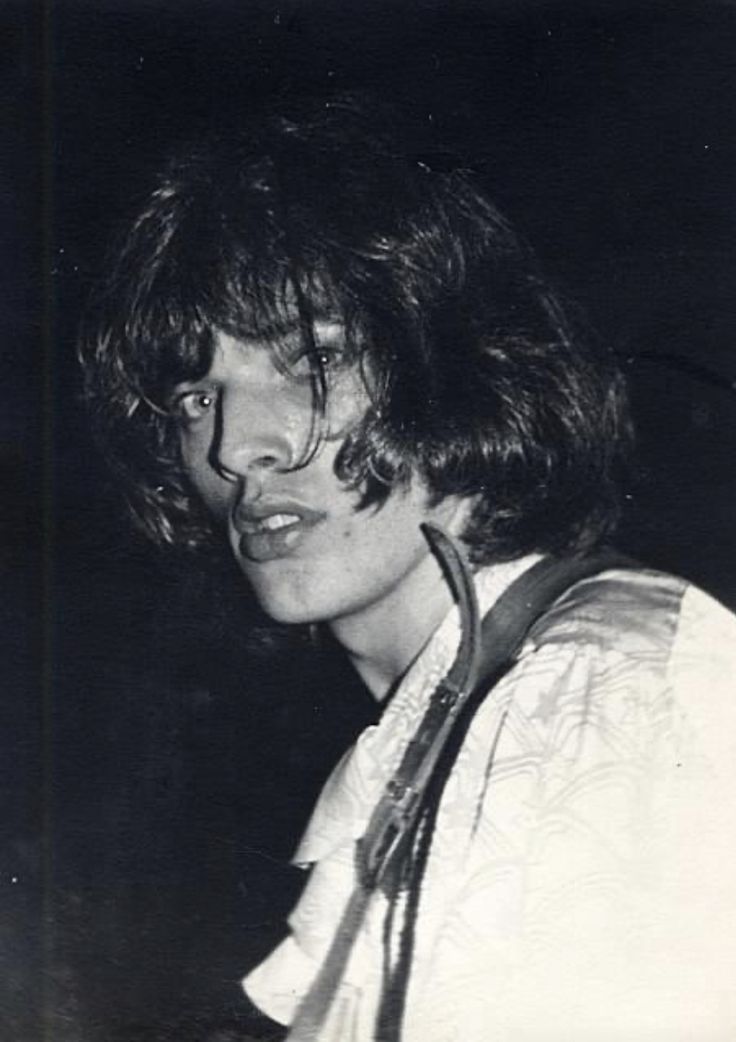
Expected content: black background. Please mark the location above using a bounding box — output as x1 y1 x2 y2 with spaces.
3 1 736 1038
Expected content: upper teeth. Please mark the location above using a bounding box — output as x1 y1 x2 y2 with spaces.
261 513 300 531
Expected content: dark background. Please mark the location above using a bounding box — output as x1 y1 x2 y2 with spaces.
4 1 736 1038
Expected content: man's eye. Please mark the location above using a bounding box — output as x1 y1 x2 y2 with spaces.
314 346 342 368
173 390 216 421
290 346 344 379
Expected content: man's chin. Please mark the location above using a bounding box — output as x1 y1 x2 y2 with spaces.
239 570 324 627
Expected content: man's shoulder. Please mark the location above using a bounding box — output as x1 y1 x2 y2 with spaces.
523 563 692 663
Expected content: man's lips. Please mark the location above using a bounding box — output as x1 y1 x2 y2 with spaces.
231 500 327 562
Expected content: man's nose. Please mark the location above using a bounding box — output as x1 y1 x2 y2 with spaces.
213 388 306 481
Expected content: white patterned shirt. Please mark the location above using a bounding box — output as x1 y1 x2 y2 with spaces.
245 559 736 1040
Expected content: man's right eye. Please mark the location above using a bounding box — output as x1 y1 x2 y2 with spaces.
172 389 217 422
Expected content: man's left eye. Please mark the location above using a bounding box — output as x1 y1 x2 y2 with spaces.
313 347 343 369
289 346 344 379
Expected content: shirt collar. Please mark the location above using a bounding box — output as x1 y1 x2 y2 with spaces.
294 553 543 866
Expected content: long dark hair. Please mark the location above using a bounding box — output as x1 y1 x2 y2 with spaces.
80 96 631 563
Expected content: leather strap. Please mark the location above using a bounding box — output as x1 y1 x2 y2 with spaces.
357 525 482 894
473 545 634 692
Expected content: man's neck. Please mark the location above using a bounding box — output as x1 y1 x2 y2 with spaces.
328 548 459 701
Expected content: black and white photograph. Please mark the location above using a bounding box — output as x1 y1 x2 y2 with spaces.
4 1 736 1039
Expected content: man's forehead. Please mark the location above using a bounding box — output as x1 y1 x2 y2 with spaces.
231 273 345 340
219 317 347 352
267 318 345 344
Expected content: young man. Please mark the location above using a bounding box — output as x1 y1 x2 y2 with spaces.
82 100 736 1040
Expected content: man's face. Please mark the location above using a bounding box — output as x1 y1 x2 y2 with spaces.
174 324 468 639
